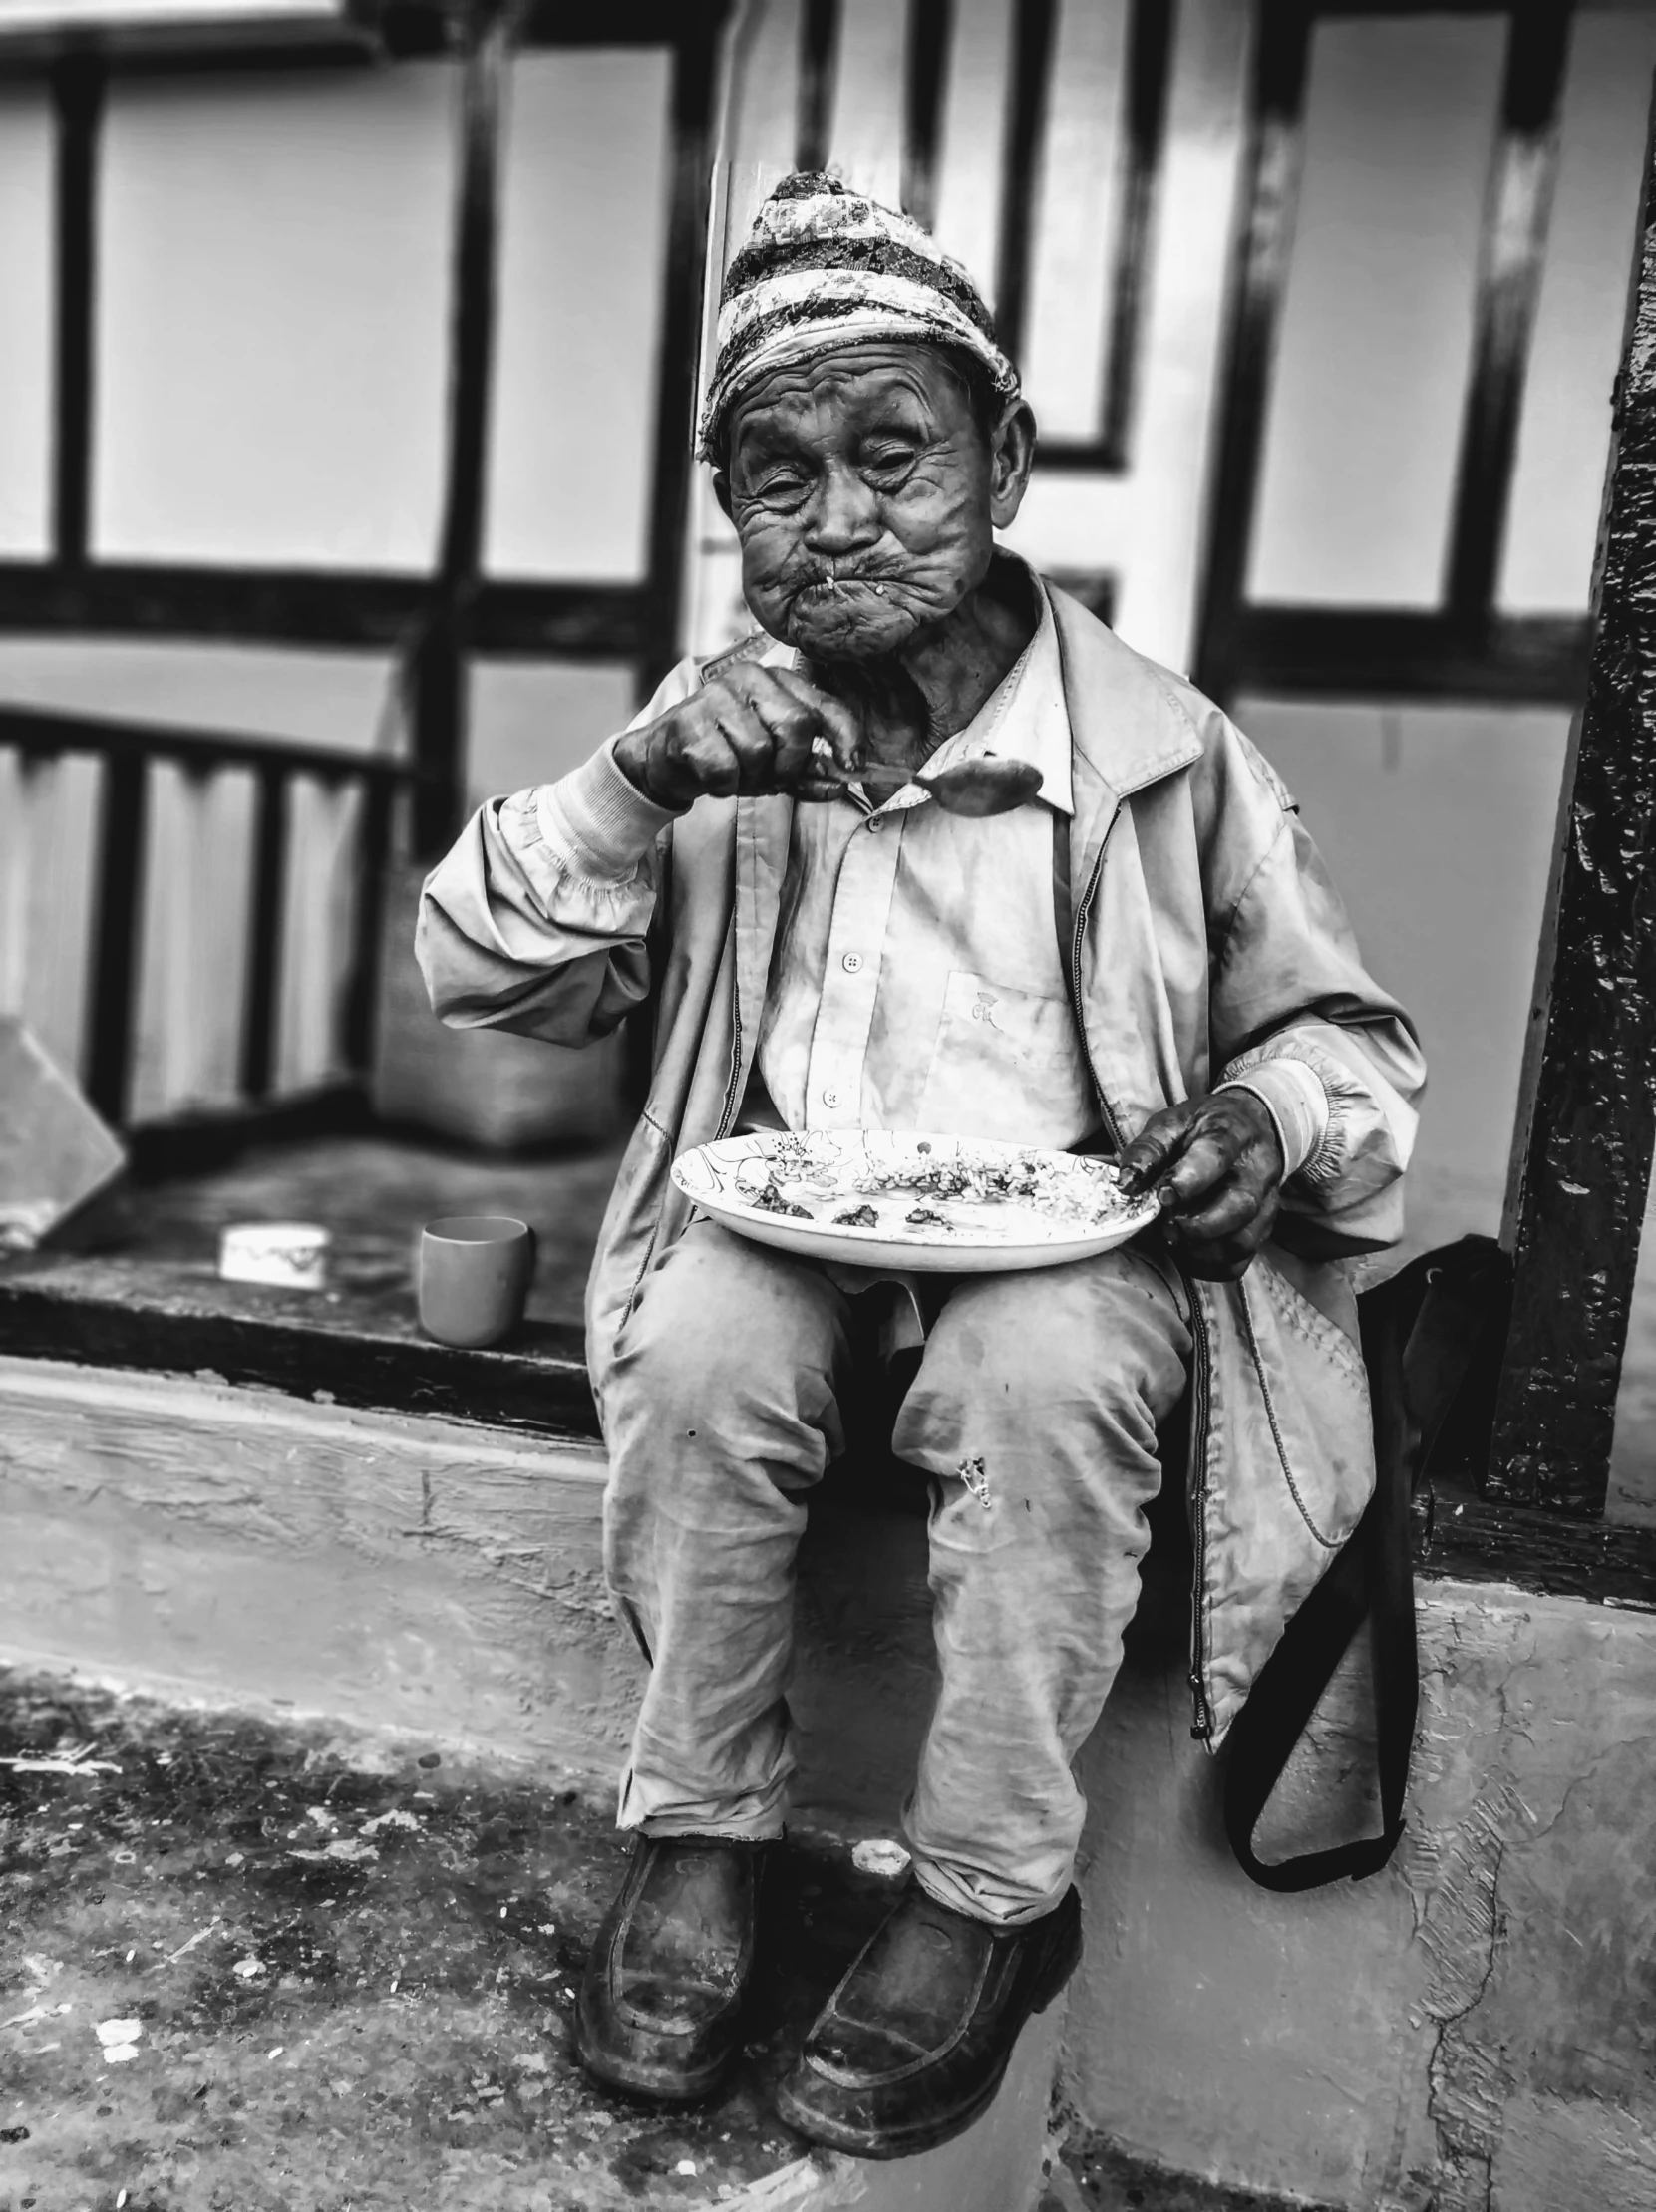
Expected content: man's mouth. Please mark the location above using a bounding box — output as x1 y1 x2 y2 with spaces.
795 573 892 602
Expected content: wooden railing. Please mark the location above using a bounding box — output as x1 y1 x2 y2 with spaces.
0 703 419 1131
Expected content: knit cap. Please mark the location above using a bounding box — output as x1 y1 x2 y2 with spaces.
697 171 1020 461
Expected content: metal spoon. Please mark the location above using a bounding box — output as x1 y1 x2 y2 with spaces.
836 756 1045 818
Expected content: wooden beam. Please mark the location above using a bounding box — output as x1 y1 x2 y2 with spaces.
1422 1480 1656 1615
993 0 1056 372
1444 2 1570 625
901 0 950 231
84 752 148 1126
796 0 836 173
1490 72 1656 1516
1211 607 1591 706
1192 0 1312 707
342 774 394 1075
50 52 102 567
238 763 289 1103
0 562 653 654
0 701 418 785
642 4 726 692
1097 0 1173 469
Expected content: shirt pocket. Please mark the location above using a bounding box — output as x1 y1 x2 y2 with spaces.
916 968 1087 1139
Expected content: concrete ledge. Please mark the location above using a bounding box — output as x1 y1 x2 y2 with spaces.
0 1354 632 1772
0 1353 939 1838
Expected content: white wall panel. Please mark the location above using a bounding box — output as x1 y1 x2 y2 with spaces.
1499 9 1656 614
484 50 673 583
1005 0 1250 674
685 0 803 658
1022 0 1129 443
0 751 101 1084
1239 696 1569 1263
1247 16 1506 608
95 64 456 570
824 0 906 207
274 775 361 1097
930 0 1013 309
465 659 637 811
129 764 254 1122
0 88 54 556
714 0 803 258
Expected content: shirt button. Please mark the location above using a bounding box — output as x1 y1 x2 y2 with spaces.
822 1087 842 1108
865 816 882 834
841 952 863 973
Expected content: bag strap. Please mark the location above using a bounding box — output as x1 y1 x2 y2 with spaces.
1223 1238 1505 1889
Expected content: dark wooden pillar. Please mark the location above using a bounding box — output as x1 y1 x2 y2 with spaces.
51 52 102 571
1490 73 1656 1517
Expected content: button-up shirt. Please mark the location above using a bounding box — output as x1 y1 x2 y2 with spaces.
748 578 1101 1150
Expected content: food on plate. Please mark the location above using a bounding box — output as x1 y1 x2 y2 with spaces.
672 1129 1159 1273
723 1132 1144 1242
749 1182 813 1219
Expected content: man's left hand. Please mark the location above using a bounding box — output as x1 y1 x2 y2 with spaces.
1116 1090 1284 1281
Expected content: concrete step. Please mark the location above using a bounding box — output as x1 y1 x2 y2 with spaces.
0 1352 940 1839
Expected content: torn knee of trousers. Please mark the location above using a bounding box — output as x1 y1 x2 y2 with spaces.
955 1455 993 1508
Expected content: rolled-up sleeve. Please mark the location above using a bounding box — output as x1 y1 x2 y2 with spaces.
417 666 693 1048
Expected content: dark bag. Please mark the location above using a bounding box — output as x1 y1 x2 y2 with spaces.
1221 1235 1509 1890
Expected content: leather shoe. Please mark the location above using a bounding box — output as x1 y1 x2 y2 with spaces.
574 1833 773 2103
774 1880 1081 2158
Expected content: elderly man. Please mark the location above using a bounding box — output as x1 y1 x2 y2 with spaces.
419 173 1423 2158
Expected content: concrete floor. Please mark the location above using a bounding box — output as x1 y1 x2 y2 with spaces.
0 1674 1330 2212
0 1672 848 2211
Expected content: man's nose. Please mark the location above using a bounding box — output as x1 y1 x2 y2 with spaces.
805 461 880 555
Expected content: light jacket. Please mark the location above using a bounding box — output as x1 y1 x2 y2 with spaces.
418 577 1425 1745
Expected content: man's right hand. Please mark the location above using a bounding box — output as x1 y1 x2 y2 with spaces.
613 663 862 809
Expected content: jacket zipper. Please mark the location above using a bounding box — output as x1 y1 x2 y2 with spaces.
1063 802 1215 1743
1066 825 1123 1156
715 826 748 1141
716 977 744 1140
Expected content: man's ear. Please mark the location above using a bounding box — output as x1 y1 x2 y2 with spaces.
712 468 734 524
987 400 1037 531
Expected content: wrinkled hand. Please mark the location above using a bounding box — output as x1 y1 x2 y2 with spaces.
1116 1089 1284 1281
614 662 861 808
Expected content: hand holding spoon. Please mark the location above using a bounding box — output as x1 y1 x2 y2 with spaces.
799 746 1044 818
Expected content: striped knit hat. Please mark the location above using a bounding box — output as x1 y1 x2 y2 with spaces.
698 171 1020 461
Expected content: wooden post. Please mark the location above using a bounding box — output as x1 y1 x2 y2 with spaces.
1490 71 1656 1517
51 53 101 570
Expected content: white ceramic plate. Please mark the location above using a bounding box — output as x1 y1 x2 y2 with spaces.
670 1128 1159 1274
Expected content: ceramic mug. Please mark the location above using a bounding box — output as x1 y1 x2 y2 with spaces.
418 1215 536 1348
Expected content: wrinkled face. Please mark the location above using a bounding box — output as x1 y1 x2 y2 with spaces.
715 343 1031 661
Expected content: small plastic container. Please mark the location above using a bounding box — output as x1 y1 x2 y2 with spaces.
218 1221 330 1292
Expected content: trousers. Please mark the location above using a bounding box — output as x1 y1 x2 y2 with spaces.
601 1216 1191 1924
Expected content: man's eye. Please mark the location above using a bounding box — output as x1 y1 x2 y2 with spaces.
862 446 917 478
754 472 811 506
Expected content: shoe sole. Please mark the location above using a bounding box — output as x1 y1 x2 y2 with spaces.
773 1899 1083 2161
574 2034 739 2108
